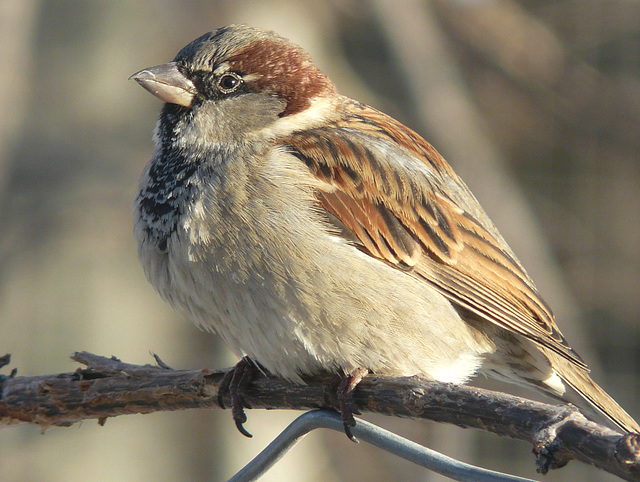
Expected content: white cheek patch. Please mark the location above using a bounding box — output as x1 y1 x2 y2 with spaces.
257 96 339 139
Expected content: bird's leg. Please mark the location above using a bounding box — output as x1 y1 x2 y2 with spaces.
218 356 257 438
336 367 369 442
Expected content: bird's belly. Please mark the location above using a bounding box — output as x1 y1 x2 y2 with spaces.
143 222 495 384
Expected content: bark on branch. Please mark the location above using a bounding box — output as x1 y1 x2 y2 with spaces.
0 352 638 480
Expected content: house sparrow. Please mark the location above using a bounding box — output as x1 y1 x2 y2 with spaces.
130 24 639 439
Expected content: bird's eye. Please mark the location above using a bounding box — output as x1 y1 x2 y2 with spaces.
218 73 243 93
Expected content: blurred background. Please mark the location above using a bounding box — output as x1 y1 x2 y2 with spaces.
1 1 638 480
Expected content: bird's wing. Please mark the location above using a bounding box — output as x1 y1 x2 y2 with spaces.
281 99 586 368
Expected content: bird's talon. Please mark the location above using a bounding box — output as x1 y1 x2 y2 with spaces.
235 420 253 438
336 367 368 440
343 423 359 443
217 357 257 436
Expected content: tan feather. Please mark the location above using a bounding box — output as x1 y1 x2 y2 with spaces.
281 99 640 433
283 99 584 367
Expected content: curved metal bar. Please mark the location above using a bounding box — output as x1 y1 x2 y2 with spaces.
228 409 537 482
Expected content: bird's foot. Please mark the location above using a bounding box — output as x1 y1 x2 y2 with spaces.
218 356 258 438
336 367 369 442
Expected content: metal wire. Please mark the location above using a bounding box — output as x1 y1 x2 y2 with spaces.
228 409 537 482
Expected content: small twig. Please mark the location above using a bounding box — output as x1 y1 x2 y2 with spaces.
0 352 638 480
151 352 173 370
0 354 11 369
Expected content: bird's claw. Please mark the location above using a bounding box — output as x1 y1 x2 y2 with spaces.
336 367 369 443
218 357 257 438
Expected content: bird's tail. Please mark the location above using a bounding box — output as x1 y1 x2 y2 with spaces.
547 350 640 434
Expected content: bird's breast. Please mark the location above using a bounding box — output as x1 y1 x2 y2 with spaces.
134 147 494 382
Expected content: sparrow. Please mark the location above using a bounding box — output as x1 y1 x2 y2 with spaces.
130 24 639 439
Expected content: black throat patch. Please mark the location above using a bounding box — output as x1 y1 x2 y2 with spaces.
137 148 200 252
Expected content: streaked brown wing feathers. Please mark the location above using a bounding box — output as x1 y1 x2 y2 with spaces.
282 100 585 368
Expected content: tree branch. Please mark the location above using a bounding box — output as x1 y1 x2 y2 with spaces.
1 352 638 480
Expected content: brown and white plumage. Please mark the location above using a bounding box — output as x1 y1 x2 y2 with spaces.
131 25 639 434
281 99 640 432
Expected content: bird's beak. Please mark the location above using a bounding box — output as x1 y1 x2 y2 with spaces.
129 62 196 107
